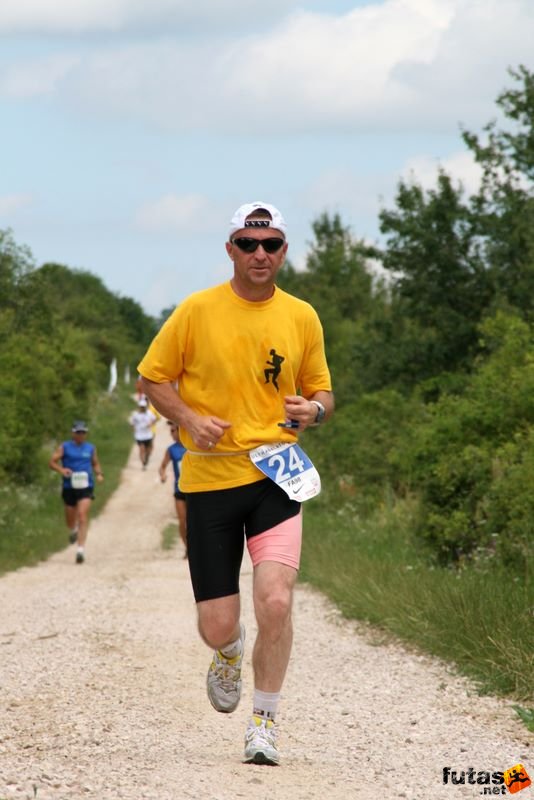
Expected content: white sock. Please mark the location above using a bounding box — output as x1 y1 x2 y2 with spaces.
220 635 242 660
77 546 84 554
253 689 280 721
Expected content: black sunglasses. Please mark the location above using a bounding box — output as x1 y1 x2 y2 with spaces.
231 237 285 254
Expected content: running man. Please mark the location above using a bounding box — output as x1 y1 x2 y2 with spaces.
159 421 188 558
264 349 285 392
49 420 104 564
137 201 333 766
129 397 157 469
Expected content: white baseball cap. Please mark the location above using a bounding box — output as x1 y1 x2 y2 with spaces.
229 201 287 239
72 420 89 433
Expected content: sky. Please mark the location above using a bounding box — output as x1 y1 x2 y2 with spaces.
1 0 533 317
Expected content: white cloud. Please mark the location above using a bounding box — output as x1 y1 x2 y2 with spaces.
223 0 454 122
391 0 534 128
296 147 485 245
135 193 217 234
401 149 483 194
0 0 293 35
296 167 396 241
50 0 455 132
0 193 34 216
1 0 533 133
0 0 125 34
0 54 78 97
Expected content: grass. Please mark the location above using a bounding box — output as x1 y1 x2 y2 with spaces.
161 521 180 550
513 705 534 733
1 404 532 725
0 386 135 575
300 488 534 704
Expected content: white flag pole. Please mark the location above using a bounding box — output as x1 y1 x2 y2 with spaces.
108 358 118 394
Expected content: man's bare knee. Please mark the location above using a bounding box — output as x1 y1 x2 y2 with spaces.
197 595 240 650
255 588 293 635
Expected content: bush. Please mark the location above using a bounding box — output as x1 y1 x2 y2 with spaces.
483 432 534 567
399 312 534 565
303 388 417 508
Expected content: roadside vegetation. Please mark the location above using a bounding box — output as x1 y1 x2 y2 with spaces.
0 240 157 573
281 65 534 713
300 487 532 704
0 66 532 718
0 383 136 575
161 522 180 551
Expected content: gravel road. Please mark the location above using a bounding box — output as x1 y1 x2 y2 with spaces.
1 429 531 800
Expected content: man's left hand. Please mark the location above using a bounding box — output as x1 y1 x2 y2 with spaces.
283 395 317 429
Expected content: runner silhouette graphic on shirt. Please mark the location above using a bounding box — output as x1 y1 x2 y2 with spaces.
264 349 285 392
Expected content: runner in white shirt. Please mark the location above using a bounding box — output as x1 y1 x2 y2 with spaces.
129 398 158 469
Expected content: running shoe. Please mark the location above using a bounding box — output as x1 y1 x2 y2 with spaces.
75 550 85 564
206 623 245 713
243 716 280 766
69 528 78 544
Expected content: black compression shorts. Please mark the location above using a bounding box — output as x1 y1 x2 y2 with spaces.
62 487 95 506
186 478 300 602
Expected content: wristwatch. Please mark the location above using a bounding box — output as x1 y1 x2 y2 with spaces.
310 400 326 425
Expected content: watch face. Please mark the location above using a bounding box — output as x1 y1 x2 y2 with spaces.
314 402 325 423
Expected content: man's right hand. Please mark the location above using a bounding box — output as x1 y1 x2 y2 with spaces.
187 415 232 450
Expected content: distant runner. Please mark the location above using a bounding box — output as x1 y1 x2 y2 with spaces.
129 398 157 469
159 421 188 559
48 420 104 564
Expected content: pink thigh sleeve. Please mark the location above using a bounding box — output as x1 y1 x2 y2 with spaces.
246 509 303 570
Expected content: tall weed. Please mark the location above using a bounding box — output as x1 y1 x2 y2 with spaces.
301 489 533 702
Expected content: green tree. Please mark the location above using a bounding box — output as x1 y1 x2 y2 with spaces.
28 263 155 380
376 171 493 385
117 296 157 348
0 231 157 481
0 228 39 335
278 213 381 402
463 65 534 319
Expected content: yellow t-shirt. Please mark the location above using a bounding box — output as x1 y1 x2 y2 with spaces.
137 282 332 491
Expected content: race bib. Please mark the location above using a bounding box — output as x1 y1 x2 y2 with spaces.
250 442 321 502
71 471 89 489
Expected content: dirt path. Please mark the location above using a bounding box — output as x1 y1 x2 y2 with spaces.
0 427 531 800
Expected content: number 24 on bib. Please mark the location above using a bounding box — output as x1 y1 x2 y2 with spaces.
249 442 321 501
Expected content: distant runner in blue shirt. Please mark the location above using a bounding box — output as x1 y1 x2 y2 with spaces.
159 421 187 559
49 420 104 564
